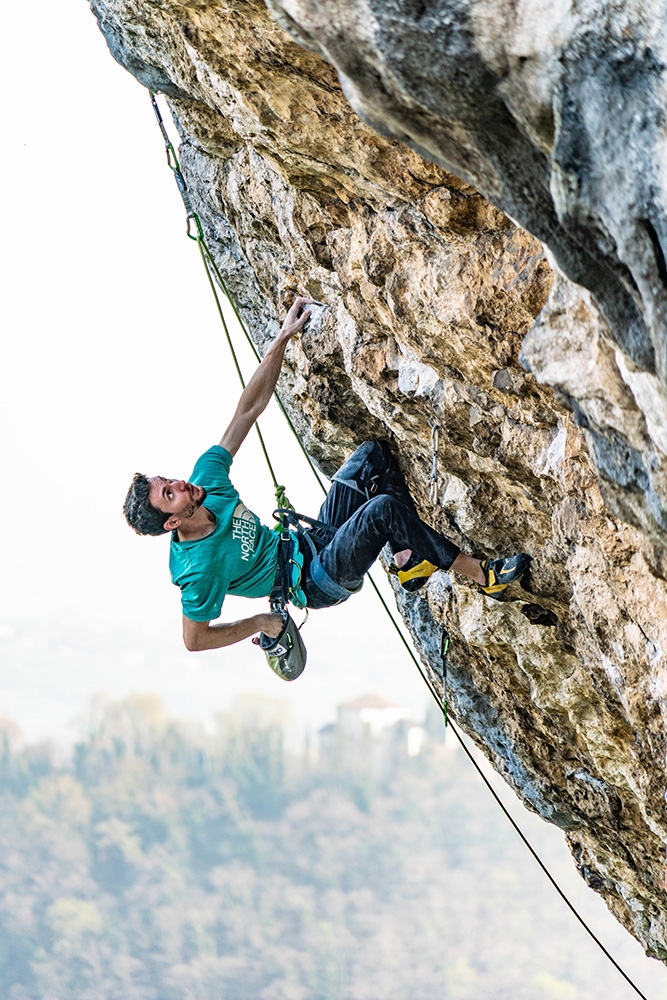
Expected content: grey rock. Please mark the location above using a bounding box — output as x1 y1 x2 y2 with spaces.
266 0 667 382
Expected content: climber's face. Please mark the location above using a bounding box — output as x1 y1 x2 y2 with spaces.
148 477 207 527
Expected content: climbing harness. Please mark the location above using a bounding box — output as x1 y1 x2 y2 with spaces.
271 511 313 612
148 91 650 1000
428 418 441 506
274 508 360 606
255 518 309 680
258 506 352 678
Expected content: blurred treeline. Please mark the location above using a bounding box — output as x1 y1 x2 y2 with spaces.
0 694 664 1000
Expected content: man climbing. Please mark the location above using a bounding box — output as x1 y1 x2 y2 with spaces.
123 297 530 654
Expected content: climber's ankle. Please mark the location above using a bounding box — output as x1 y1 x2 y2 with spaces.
451 553 485 585
393 548 412 569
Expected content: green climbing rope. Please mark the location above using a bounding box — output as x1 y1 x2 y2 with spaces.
149 92 297 517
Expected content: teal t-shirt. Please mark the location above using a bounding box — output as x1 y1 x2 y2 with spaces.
169 446 280 622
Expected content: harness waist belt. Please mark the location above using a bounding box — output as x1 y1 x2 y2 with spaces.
270 531 307 610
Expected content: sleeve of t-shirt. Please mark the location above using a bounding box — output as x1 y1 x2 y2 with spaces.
175 546 228 623
180 573 226 623
190 445 235 493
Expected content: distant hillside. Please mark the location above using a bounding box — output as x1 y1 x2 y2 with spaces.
0 695 663 999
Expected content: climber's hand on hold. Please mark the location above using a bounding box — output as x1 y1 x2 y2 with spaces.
278 296 313 342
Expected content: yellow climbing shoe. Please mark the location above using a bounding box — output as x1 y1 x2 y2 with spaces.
480 553 531 599
391 556 439 592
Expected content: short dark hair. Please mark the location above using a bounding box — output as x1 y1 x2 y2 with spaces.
123 473 169 536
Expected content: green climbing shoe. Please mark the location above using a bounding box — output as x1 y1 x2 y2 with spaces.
480 553 531 599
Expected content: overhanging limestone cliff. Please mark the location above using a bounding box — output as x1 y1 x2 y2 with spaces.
91 0 667 958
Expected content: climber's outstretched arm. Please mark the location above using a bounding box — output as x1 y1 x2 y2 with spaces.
219 297 312 457
183 612 283 651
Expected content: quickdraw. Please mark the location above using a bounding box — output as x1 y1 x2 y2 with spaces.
428 418 441 506
440 628 450 728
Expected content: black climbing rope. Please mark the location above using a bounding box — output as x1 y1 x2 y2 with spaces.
148 90 652 1000
364 581 650 1000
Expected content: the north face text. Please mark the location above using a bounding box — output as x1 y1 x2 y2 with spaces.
232 503 257 561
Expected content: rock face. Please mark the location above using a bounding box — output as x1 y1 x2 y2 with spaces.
92 0 667 958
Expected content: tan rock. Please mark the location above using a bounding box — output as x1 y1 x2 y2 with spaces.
91 0 667 957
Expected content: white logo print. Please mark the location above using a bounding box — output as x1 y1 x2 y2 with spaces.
232 502 257 562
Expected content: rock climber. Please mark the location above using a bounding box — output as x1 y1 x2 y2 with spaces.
123 296 530 653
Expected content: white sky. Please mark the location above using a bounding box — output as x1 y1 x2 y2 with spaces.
1 0 666 993
0 0 430 746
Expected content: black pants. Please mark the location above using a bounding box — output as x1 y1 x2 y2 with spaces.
303 441 460 609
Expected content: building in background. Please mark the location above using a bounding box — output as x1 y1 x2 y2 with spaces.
318 693 426 781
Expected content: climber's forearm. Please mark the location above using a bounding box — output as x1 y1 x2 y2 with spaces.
182 613 283 651
219 296 312 456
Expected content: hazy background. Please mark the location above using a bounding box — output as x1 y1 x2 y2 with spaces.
1 0 429 748
0 1 666 996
